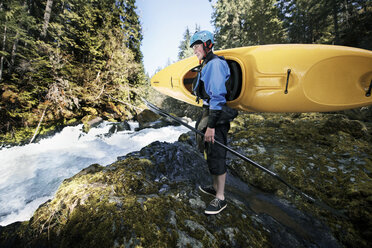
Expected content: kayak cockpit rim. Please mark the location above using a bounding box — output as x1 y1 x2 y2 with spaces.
181 58 244 103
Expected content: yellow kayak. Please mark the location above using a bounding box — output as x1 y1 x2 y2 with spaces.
151 44 372 112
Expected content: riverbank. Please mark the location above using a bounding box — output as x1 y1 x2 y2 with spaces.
1 105 371 247
0 101 143 148
0 119 190 227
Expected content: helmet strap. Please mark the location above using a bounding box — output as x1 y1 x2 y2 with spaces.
202 40 214 59
202 45 211 60
204 40 213 49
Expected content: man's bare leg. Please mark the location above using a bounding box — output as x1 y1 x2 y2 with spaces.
213 173 226 200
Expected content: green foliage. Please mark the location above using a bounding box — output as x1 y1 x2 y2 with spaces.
0 0 145 135
178 25 200 60
212 0 286 49
204 0 371 49
275 0 371 48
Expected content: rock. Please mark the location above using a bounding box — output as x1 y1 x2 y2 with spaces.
136 109 159 125
1 110 370 247
228 112 372 248
87 117 103 127
81 115 103 133
135 109 182 131
320 114 368 138
339 106 372 123
0 139 342 248
107 122 131 135
135 118 178 131
160 96 200 120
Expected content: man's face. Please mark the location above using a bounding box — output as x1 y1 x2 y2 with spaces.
193 43 205 61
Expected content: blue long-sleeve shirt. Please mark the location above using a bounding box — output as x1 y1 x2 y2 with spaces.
199 56 230 110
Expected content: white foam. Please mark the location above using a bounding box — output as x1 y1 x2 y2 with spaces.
0 196 51 226
0 121 191 226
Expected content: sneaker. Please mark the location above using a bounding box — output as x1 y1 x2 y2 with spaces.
205 198 227 215
199 185 216 197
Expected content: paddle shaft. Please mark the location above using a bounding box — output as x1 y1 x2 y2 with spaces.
142 98 315 202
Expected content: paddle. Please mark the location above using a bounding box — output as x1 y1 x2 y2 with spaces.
142 98 347 218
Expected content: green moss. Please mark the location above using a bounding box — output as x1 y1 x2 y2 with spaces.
0 121 62 146
0 127 34 145
228 112 372 247
2 111 370 247
82 107 98 116
0 155 272 247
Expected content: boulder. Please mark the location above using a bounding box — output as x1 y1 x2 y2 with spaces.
1 110 370 247
135 109 181 130
0 137 341 248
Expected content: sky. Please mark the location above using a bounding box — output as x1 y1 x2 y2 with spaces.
136 0 215 76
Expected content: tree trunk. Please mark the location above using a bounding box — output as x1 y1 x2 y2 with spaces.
332 0 340 44
10 32 20 71
41 0 53 38
29 106 48 144
0 25 7 81
343 0 350 27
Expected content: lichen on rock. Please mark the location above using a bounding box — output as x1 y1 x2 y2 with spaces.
1 109 370 248
227 111 372 248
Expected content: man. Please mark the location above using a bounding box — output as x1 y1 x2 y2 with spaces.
190 30 237 214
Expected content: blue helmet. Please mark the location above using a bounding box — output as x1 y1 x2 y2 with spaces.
189 30 214 48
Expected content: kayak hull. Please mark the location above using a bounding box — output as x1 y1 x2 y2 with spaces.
151 44 372 112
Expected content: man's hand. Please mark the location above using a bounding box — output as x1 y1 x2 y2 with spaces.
204 127 215 143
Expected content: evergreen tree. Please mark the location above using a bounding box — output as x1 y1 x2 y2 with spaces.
120 0 143 63
276 0 371 48
0 0 37 82
276 0 333 43
212 0 370 49
248 0 287 44
212 0 249 49
337 0 372 49
0 0 145 135
212 0 286 49
178 25 200 60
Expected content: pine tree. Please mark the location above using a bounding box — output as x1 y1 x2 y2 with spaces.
212 0 248 49
212 0 286 49
276 0 331 43
0 0 36 82
41 0 53 38
247 0 287 44
178 25 200 60
276 0 371 48
0 0 145 135
337 0 372 49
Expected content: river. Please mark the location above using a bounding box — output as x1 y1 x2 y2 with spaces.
0 121 190 226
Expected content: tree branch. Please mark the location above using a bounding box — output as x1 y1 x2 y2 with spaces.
29 106 48 144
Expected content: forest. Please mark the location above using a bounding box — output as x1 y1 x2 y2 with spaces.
179 0 371 59
1 0 371 142
0 0 144 141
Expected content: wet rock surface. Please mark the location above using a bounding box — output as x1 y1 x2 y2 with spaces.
227 112 371 248
135 108 185 131
0 110 371 247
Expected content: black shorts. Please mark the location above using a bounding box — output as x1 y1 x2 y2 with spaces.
205 122 230 175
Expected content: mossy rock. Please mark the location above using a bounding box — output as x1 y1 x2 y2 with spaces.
81 115 102 133
1 139 345 247
0 154 271 247
136 109 159 126
82 107 98 116
228 112 372 247
1 109 370 247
